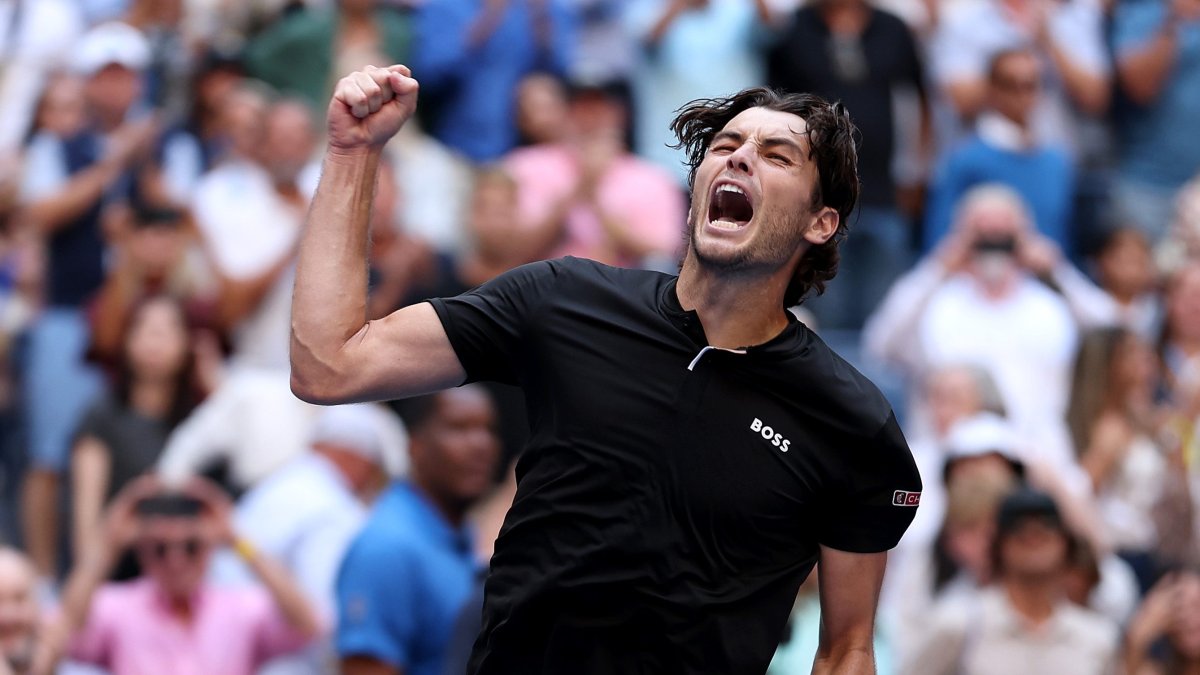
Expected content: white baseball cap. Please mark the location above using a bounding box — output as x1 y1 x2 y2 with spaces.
311 403 410 477
74 22 150 77
942 412 1025 480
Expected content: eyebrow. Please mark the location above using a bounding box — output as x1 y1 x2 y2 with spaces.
710 130 805 157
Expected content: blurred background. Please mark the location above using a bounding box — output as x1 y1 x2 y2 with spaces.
0 0 1198 673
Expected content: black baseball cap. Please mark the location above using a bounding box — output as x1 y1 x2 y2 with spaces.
995 488 1065 536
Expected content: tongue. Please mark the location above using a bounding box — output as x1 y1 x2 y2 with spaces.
712 190 753 223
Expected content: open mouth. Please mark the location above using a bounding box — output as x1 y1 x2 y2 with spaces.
707 182 754 230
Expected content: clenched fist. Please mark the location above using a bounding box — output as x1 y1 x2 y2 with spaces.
327 64 419 153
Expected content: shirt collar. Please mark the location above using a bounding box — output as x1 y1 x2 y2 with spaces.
659 276 808 357
388 482 474 557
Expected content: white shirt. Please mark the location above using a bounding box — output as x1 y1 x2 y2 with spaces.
218 454 367 614
864 258 1083 483
192 159 308 370
159 367 320 489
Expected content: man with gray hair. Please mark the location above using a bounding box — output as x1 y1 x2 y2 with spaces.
212 403 409 675
865 184 1101 491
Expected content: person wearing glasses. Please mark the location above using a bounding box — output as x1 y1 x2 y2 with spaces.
31 475 321 675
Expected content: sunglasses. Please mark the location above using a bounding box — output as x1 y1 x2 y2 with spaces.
140 537 207 561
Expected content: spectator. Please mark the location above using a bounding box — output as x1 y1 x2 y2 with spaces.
1067 327 1176 588
1163 264 1200 396
901 488 1120 675
69 296 201 578
514 72 571 147
504 77 685 269
767 0 929 328
890 468 1018 668
337 386 500 675
40 476 321 675
1125 569 1200 675
887 365 1005 572
215 403 408 675
929 0 1109 154
625 0 775 185
87 204 214 365
0 547 44 675
864 185 1089 484
924 49 1075 255
16 21 159 582
156 99 324 491
145 51 246 205
413 0 576 162
1112 0 1200 241
244 0 413 112
1090 226 1162 340
191 96 317 369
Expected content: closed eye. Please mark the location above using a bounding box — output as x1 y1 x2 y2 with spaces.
767 153 793 165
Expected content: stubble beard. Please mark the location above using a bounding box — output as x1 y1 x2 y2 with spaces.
685 200 808 276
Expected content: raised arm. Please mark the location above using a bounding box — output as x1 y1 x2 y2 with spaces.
811 547 888 674
290 65 465 405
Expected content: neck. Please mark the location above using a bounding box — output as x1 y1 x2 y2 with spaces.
821 1 869 33
1002 576 1060 625
130 377 174 418
411 478 468 528
676 256 792 349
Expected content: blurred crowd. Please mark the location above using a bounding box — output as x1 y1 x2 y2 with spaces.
0 0 1198 673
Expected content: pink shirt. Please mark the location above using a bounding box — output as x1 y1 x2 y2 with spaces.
68 578 311 675
504 144 685 266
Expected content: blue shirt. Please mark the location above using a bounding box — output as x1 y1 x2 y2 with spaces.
413 0 575 162
1112 0 1200 188
335 482 477 675
923 135 1075 252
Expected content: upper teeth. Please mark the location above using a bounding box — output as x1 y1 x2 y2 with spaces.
717 184 745 196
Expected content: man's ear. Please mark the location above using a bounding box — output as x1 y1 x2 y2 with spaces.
803 206 839 246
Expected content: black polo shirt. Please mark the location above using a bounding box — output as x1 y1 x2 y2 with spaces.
429 257 921 675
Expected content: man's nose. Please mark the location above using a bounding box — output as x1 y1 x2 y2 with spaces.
726 143 754 174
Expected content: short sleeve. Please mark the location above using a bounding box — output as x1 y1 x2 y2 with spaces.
335 532 415 668
74 395 115 447
428 259 565 385
19 132 68 201
818 411 923 553
1112 0 1167 56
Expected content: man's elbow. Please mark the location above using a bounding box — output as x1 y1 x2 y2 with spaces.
289 363 353 406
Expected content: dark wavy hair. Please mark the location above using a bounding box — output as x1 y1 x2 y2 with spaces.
670 88 860 305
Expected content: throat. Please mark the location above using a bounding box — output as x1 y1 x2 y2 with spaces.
675 264 792 349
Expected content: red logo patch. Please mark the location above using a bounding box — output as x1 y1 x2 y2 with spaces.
893 490 921 507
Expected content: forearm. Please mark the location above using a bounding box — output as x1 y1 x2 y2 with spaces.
1046 42 1110 114
1118 22 1178 105
216 251 292 330
69 440 111 560
90 272 140 362
23 161 121 234
290 148 379 400
238 539 323 638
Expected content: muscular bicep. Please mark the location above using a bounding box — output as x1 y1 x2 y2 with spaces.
291 302 465 404
814 547 887 668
